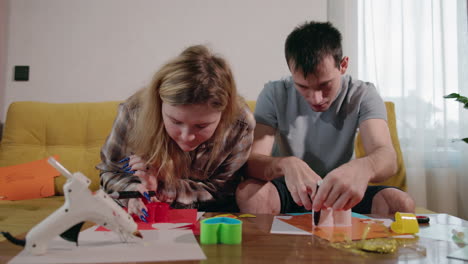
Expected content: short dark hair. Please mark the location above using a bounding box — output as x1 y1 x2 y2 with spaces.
285 21 343 77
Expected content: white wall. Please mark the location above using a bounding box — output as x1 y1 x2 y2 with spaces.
1 0 327 122
327 0 358 77
0 0 7 124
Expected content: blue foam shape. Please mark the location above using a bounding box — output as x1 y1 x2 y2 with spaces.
203 217 242 224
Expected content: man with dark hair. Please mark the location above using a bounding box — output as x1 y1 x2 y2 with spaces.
236 21 415 215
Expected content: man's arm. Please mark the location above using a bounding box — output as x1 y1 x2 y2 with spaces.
359 119 398 183
246 123 322 210
245 123 281 181
357 118 397 182
312 118 397 211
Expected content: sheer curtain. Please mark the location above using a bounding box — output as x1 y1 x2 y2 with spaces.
357 0 468 219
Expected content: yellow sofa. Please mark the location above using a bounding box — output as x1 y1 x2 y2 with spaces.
0 101 122 195
0 100 406 241
0 101 122 241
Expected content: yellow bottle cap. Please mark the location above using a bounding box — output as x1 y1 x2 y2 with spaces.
390 212 419 234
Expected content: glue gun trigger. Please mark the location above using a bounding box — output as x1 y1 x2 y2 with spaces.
60 222 85 245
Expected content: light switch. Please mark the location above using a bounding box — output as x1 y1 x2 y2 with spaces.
14 66 29 81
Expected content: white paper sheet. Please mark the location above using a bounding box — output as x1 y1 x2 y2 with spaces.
9 226 206 264
270 216 310 235
197 211 205 220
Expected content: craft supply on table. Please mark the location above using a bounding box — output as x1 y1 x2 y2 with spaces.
416 215 430 224
239 214 256 218
200 217 242 245
390 212 419 234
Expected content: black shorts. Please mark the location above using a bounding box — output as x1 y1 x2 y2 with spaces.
271 177 397 214
196 195 240 213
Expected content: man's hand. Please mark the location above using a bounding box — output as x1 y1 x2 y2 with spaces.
311 119 397 212
312 159 372 211
280 156 322 210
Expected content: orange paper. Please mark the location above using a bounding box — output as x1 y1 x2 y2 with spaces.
0 156 61 200
279 214 392 242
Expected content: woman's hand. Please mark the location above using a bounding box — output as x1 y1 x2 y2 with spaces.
126 184 151 222
119 155 160 222
121 155 159 198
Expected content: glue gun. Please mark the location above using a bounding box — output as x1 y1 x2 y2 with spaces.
1 157 142 255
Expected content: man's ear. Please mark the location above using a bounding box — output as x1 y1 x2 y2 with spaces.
339 56 349 74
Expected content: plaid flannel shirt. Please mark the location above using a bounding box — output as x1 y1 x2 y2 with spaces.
97 101 255 209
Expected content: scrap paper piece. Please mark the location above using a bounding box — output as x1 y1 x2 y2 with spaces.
214 213 238 218
197 211 205 220
239 214 256 218
274 214 394 242
271 216 310 235
176 222 201 235
96 207 198 232
9 226 206 264
167 208 198 223
270 212 372 236
0 156 61 200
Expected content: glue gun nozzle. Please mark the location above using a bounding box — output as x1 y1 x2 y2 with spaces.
133 230 143 239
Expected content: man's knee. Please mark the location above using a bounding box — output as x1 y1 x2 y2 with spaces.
236 179 271 204
236 179 280 214
236 179 262 199
372 188 415 214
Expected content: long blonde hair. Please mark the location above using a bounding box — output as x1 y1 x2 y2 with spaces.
128 45 241 184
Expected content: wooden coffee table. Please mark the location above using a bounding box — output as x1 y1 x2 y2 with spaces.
1 212 466 264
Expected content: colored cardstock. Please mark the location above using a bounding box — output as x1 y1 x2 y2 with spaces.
277 214 393 242
96 204 198 232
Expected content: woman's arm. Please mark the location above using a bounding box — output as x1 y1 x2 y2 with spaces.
97 103 142 194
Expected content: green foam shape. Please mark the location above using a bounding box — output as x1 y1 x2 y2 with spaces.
200 217 242 244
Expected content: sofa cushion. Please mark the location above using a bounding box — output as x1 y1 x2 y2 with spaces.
0 101 121 195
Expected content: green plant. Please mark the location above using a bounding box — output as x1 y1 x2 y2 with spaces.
444 93 468 143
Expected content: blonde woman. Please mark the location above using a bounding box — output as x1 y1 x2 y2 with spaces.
97 45 255 222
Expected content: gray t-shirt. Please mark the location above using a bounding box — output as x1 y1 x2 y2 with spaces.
255 74 386 178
